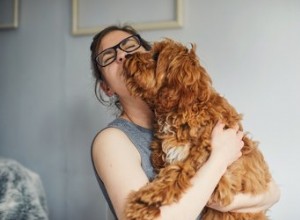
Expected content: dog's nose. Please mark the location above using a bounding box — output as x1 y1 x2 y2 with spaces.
125 54 133 59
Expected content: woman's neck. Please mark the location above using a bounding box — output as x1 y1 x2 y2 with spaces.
121 98 154 129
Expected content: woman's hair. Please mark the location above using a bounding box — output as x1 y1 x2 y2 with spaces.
90 25 152 114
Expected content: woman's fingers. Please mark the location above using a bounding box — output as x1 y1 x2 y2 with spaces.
233 124 239 133
216 120 225 130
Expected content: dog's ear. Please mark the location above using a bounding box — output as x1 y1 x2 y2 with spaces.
165 43 212 108
189 44 212 103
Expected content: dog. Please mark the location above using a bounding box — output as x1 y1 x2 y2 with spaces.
122 39 272 220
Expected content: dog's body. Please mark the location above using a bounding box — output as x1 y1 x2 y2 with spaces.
123 39 272 220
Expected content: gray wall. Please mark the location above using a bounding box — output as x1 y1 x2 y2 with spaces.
0 0 299 219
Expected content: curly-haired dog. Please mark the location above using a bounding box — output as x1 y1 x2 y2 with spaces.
122 39 272 220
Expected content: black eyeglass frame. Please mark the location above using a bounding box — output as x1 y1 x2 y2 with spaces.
95 34 142 67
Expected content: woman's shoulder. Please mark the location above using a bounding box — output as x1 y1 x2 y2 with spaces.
93 127 131 151
92 118 128 148
92 126 141 164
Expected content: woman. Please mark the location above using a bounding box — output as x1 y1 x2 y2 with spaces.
90 25 280 220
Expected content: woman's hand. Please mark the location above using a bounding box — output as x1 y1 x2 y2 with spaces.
209 121 244 169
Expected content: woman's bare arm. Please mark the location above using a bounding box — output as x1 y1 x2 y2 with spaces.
92 128 150 220
207 178 280 213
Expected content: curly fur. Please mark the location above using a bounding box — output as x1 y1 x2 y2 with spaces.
122 39 272 220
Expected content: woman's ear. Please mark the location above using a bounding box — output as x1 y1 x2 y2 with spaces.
100 81 114 97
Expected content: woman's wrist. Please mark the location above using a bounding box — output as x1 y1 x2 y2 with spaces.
207 152 230 176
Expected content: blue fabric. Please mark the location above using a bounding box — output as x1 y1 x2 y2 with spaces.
91 118 155 219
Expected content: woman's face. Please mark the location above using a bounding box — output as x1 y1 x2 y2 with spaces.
98 30 146 98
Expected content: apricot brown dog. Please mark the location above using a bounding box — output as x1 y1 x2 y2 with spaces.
123 39 272 220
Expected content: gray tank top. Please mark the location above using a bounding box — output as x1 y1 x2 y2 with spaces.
91 118 155 219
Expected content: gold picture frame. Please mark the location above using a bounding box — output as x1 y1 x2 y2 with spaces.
72 0 183 36
0 0 19 29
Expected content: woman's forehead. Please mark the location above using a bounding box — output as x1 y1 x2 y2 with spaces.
99 31 132 52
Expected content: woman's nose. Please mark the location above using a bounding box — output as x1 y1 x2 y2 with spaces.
116 49 127 63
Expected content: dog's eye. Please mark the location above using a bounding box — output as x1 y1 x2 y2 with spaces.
152 52 159 61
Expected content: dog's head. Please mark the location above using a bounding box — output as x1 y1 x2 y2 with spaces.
123 39 212 111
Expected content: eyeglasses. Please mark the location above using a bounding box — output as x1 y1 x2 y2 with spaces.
95 34 142 67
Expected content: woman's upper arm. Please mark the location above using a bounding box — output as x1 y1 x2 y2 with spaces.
92 128 149 219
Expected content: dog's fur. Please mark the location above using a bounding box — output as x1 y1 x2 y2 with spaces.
122 39 272 220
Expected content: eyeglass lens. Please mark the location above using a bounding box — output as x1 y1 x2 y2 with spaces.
97 35 141 67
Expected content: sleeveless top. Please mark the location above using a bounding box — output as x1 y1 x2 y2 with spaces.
91 118 155 219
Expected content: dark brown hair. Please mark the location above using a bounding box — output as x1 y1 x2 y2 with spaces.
90 25 151 112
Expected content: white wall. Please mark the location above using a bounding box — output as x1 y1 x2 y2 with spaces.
0 0 299 219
